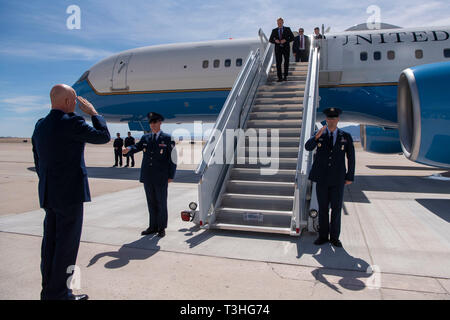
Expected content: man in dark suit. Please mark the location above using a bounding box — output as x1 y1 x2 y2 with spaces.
124 131 135 167
314 27 326 39
113 133 123 167
305 108 355 248
123 112 177 238
32 84 110 300
292 28 310 62
269 17 295 82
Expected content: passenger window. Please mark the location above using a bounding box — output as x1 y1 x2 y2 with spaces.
415 49 423 59
236 58 243 67
360 52 368 61
213 59 220 68
202 60 209 68
225 59 231 67
444 49 450 58
374 51 381 60
387 50 395 60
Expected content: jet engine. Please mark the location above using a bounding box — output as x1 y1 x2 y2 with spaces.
397 61 450 168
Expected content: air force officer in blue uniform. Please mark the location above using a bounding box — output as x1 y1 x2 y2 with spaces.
305 108 355 247
123 112 177 238
32 84 110 300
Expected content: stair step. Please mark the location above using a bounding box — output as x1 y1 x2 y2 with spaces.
214 207 292 229
220 193 294 211
240 146 299 158
256 92 304 99
249 111 302 120
230 168 296 182
268 75 307 81
209 223 292 235
258 84 306 91
226 180 295 196
251 104 303 113
234 157 298 169
246 119 301 128
243 128 301 137
243 136 300 147
254 97 303 105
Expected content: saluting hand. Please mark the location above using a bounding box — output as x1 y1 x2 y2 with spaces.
315 125 327 140
77 96 98 116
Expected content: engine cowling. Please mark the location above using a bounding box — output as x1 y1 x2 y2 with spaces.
397 61 450 168
360 125 402 154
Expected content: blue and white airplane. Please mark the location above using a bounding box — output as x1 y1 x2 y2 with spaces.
73 23 450 168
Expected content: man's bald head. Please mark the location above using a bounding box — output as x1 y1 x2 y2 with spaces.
50 84 77 113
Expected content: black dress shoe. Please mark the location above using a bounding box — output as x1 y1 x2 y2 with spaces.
157 229 166 238
277 79 283 82
68 293 89 300
330 239 343 247
124 165 129 167
141 228 157 236
314 237 329 245
283 77 287 81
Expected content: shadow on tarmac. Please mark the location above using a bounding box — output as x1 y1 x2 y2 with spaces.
28 167 200 183
416 198 450 223
87 235 162 269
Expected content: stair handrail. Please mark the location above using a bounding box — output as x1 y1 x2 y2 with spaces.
196 29 273 226
196 29 272 175
292 37 320 232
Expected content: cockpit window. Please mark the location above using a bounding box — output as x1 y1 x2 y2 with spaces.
75 71 89 84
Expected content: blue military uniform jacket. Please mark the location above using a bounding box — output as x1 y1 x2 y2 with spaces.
128 131 177 184
305 128 355 186
32 110 110 208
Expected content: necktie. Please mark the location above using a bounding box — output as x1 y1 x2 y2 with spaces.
300 36 303 49
329 131 334 148
152 133 157 144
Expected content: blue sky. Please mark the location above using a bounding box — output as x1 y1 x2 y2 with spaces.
0 0 449 137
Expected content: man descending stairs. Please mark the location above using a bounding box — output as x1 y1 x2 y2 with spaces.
210 62 308 235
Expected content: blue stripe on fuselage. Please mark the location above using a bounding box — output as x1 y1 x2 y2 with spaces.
74 80 399 127
73 80 228 123
318 85 398 126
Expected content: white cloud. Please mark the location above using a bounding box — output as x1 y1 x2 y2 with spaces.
0 96 50 114
0 43 114 61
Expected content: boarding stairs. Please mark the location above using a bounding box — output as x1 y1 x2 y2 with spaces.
195 30 321 236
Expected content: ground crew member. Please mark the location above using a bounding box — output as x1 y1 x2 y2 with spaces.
305 107 355 247
124 131 135 167
113 133 123 167
123 112 176 238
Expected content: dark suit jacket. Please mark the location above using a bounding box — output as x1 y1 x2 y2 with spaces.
292 35 310 54
305 129 355 185
269 27 295 50
124 136 135 147
128 131 177 184
113 137 123 149
32 109 110 208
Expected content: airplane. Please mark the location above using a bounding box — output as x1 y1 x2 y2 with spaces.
72 23 450 168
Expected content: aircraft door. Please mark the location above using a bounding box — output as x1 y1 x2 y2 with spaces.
111 53 132 90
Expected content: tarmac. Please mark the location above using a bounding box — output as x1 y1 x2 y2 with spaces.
0 138 449 300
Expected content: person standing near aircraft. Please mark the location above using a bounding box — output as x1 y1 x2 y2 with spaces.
313 27 325 39
293 28 310 62
305 108 355 248
123 112 177 238
124 131 135 167
32 84 110 300
113 133 123 167
269 17 295 82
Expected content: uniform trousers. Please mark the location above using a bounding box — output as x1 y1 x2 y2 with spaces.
316 183 345 241
114 148 123 166
41 203 83 300
144 181 168 231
